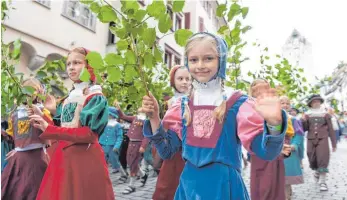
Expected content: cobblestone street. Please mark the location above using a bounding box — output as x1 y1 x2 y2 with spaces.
111 138 347 200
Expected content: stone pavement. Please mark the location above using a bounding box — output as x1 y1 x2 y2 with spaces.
111 137 347 200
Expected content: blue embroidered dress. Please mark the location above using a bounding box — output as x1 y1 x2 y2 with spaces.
143 32 289 200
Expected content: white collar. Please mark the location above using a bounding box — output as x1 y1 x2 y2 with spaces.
174 91 186 98
306 107 327 116
68 82 89 100
192 78 221 91
73 82 89 90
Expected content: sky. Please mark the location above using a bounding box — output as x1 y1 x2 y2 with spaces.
235 0 347 84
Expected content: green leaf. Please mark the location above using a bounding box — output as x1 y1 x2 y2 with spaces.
107 67 121 82
241 7 249 19
116 40 129 50
276 54 281 58
174 29 193 46
144 53 154 69
266 65 272 70
231 27 240 37
172 0 185 12
216 4 227 17
236 82 246 90
125 65 137 78
37 94 46 101
98 6 118 23
142 28 156 46
147 0 166 19
227 3 241 22
154 47 163 62
125 50 136 64
47 67 55 73
303 86 308 91
36 71 47 79
86 51 104 69
11 39 21 60
265 56 270 60
79 67 91 82
112 27 127 39
124 1 140 11
134 80 143 89
22 86 35 96
105 53 125 66
134 10 147 22
90 2 101 14
302 77 307 82
298 68 304 72
218 25 229 35
241 25 252 34
158 13 172 33
128 86 138 94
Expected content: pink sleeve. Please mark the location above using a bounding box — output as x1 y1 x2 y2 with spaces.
162 98 183 140
236 99 264 153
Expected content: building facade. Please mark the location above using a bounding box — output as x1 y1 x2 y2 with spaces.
4 0 226 94
282 29 315 84
319 63 347 112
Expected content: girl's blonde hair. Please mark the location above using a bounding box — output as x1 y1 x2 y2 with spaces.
68 47 88 57
249 79 268 98
279 95 290 102
183 34 226 125
185 34 219 58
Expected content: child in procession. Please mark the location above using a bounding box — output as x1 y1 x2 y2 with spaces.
117 108 150 194
140 32 290 200
29 47 115 200
280 96 304 200
302 94 336 191
99 106 126 175
1 78 52 200
249 79 294 200
152 65 192 200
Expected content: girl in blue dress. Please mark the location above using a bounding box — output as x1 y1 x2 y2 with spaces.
140 32 289 200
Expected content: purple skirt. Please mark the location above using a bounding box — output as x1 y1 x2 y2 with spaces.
1 148 48 200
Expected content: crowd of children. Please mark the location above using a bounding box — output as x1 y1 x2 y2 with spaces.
1 31 345 200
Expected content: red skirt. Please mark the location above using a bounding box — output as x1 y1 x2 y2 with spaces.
1 148 47 200
153 150 185 200
36 141 114 200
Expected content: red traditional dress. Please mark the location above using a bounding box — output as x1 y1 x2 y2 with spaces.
36 82 114 200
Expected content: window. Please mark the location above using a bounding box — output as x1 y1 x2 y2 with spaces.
199 17 204 32
164 44 181 68
174 56 181 65
34 0 51 8
184 13 190 29
108 22 116 44
167 7 174 31
175 15 182 30
62 0 96 31
164 51 173 68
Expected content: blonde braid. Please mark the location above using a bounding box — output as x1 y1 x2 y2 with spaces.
213 79 227 124
182 84 194 126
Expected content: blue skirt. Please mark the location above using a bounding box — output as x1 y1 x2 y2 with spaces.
174 162 250 200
